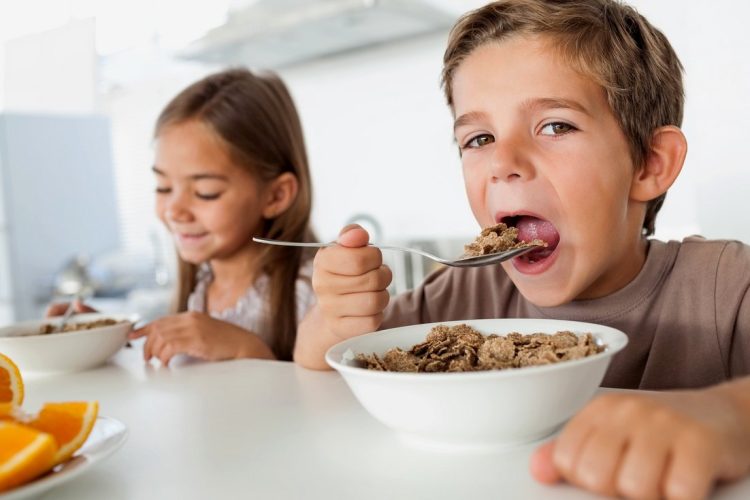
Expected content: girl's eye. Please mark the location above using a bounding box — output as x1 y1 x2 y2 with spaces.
540 122 577 136
464 134 495 149
196 192 221 200
155 187 171 194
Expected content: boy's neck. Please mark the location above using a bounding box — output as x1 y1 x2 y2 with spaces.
577 236 649 301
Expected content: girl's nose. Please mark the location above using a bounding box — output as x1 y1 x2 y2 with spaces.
164 191 194 222
488 136 535 183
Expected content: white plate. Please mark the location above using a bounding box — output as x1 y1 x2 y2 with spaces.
0 416 128 500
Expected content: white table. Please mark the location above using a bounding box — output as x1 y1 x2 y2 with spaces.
21 345 750 500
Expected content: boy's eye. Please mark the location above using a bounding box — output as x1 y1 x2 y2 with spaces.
540 122 576 136
196 192 221 200
464 134 495 149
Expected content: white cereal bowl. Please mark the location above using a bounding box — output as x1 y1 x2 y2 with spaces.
326 318 628 452
0 313 136 375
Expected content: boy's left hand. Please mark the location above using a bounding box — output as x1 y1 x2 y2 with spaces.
129 311 275 365
530 385 750 499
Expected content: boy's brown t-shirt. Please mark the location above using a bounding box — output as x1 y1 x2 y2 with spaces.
381 237 750 390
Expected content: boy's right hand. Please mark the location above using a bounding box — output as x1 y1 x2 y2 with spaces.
312 224 392 340
45 299 97 318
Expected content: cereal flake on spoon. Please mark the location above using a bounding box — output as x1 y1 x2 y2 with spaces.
463 222 546 257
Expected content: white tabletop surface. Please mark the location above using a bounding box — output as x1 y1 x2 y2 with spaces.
18 343 750 500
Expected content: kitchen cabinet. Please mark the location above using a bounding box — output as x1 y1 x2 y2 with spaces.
0 113 120 323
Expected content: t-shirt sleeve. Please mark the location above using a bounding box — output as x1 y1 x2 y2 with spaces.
715 241 750 377
381 267 453 329
731 290 750 376
381 265 512 330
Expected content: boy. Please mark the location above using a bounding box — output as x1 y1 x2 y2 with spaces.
295 0 750 498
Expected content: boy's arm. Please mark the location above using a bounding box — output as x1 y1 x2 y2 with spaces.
294 226 392 370
531 376 750 499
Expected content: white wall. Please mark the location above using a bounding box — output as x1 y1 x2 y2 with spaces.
276 0 750 243
98 0 750 250
3 19 97 114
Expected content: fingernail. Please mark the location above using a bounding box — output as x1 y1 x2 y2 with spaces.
339 224 360 235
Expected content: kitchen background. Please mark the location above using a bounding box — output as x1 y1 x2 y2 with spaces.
0 0 748 325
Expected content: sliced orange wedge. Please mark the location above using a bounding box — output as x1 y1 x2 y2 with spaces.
26 401 99 465
0 402 19 420
0 421 57 492
0 353 24 406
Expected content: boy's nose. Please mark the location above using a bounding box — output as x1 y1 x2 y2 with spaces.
488 138 535 182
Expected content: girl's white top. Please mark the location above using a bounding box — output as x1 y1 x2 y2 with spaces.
187 259 316 347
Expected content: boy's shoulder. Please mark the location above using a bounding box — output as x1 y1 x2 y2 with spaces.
666 235 750 284
675 235 750 259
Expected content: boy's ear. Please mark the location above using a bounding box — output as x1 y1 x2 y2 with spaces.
262 172 299 219
630 125 687 202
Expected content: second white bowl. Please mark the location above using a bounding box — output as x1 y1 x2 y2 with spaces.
0 313 136 375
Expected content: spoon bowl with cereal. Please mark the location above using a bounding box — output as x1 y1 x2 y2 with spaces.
254 223 545 268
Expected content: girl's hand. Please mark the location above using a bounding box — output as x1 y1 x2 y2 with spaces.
128 311 275 365
530 384 750 499
45 299 97 317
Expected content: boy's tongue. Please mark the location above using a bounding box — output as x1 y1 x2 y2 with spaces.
515 216 560 251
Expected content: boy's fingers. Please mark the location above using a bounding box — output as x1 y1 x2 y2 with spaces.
616 426 672 500
314 266 392 295
317 290 390 318
337 225 370 248
571 426 627 496
326 314 384 340
553 416 595 477
529 440 562 484
314 246 383 277
664 434 718 500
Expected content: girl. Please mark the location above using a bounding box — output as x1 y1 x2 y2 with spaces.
134 68 317 364
53 68 316 364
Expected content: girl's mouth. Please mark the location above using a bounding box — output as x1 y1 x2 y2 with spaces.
500 215 560 267
176 232 209 246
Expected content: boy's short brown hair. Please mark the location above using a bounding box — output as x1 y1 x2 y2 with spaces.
442 0 684 236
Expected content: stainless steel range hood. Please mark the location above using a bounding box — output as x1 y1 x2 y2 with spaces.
179 0 457 68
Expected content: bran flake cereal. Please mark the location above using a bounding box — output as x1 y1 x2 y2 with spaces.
463 222 545 257
356 324 603 373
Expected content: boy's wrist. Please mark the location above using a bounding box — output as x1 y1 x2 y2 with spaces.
294 306 338 370
711 377 750 434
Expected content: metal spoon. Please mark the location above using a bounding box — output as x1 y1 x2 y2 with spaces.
55 294 80 333
252 237 542 268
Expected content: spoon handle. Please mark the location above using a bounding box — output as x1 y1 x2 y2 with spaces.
253 237 334 248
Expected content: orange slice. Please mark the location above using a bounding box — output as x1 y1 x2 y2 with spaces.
0 353 24 406
0 421 57 492
26 402 99 465
0 402 19 420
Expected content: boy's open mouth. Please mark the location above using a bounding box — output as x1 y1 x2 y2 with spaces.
500 215 560 264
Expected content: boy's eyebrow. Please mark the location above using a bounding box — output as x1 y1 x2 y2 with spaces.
522 97 590 114
151 166 228 181
453 111 488 132
453 97 591 132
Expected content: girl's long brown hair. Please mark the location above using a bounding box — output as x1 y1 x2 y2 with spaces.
155 68 315 361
